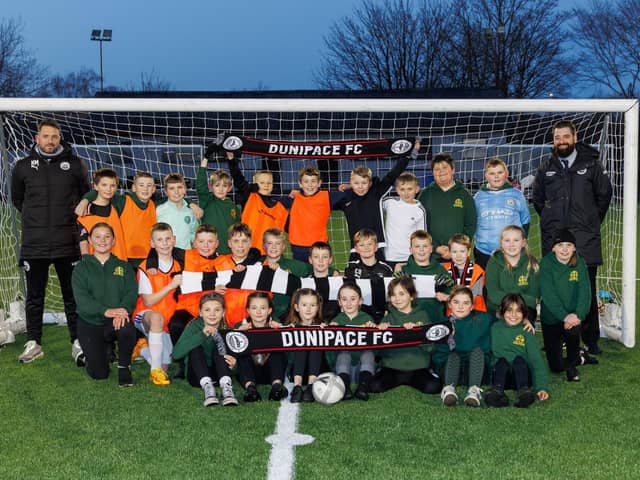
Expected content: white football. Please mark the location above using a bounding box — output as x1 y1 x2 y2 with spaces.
312 372 345 405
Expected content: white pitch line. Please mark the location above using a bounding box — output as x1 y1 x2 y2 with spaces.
265 384 315 480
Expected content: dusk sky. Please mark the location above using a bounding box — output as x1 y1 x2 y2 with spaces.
5 0 589 93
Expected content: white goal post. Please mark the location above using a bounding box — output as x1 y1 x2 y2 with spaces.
0 98 637 347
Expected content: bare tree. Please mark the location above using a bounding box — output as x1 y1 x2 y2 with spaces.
315 0 453 90
449 0 572 98
317 0 572 97
46 68 100 97
571 0 640 98
0 18 48 96
123 69 172 92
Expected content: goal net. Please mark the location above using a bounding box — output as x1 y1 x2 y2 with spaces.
0 98 637 347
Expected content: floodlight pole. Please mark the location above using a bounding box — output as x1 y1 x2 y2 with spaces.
90 29 112 92
486 25 505 96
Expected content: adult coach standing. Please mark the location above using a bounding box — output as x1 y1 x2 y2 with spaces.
532 119 613 355
11 119 91 363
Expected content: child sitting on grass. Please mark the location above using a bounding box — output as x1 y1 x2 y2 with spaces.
235 292 288 402
438 286 492 407
287 288 326 403
330 283 377 401
485 293 549 408
371 276 441 395
172 292 239 407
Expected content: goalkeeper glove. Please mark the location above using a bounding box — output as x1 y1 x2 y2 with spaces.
434 273 454 293
204 132 227 159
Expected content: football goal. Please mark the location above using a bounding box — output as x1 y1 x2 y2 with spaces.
0 98 637 347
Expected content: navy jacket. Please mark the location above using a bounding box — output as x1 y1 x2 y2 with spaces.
532 143 612 265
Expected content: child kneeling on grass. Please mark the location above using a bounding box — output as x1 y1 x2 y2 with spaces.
539 228 594 382
485 293 549 408
437 286 492 407
72 222 138 388
172 293 239 407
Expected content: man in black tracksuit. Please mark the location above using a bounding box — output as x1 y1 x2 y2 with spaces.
532 119 612 354
11 119 91 363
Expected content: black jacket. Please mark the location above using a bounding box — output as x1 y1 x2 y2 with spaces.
532 143 612 265
11 143 90 259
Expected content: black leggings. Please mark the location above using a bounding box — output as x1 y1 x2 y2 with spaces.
77 318 136 380
290 350 324 379
370 367 442 394
237 352 287 387
186 346 233 388
491 356 530 390
542 322 580 372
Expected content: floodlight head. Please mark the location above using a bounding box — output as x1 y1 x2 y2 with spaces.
90 29 101 40
103 29 113 41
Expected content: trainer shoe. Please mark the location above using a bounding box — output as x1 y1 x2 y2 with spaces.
485 387 509 408
579 348 599 365
118 366 133 388
243 384 261 403
150 367 171 386
202 382 219 407
441 384 458 406
131 338 148 363
221 383 239 406
268 383 288 401
566 366 580 382
464 385 482 407
18 340 44 363
302 385 315 403
72 339 85 367
290 385 304 403
514 387 536 408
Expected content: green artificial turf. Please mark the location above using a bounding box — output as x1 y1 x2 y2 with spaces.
1 325 638 479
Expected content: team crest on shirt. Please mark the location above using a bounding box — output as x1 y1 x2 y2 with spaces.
184 216 192 224
569 270 579 282
60 161 70 171
231 209 237 219
453 198 463 208
513 334 525 347
506 198 515 207
113 266 125 277
30 160 39 170
517 275 528 286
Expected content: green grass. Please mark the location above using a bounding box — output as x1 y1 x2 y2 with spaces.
1 326 639 479
1 206 637 479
